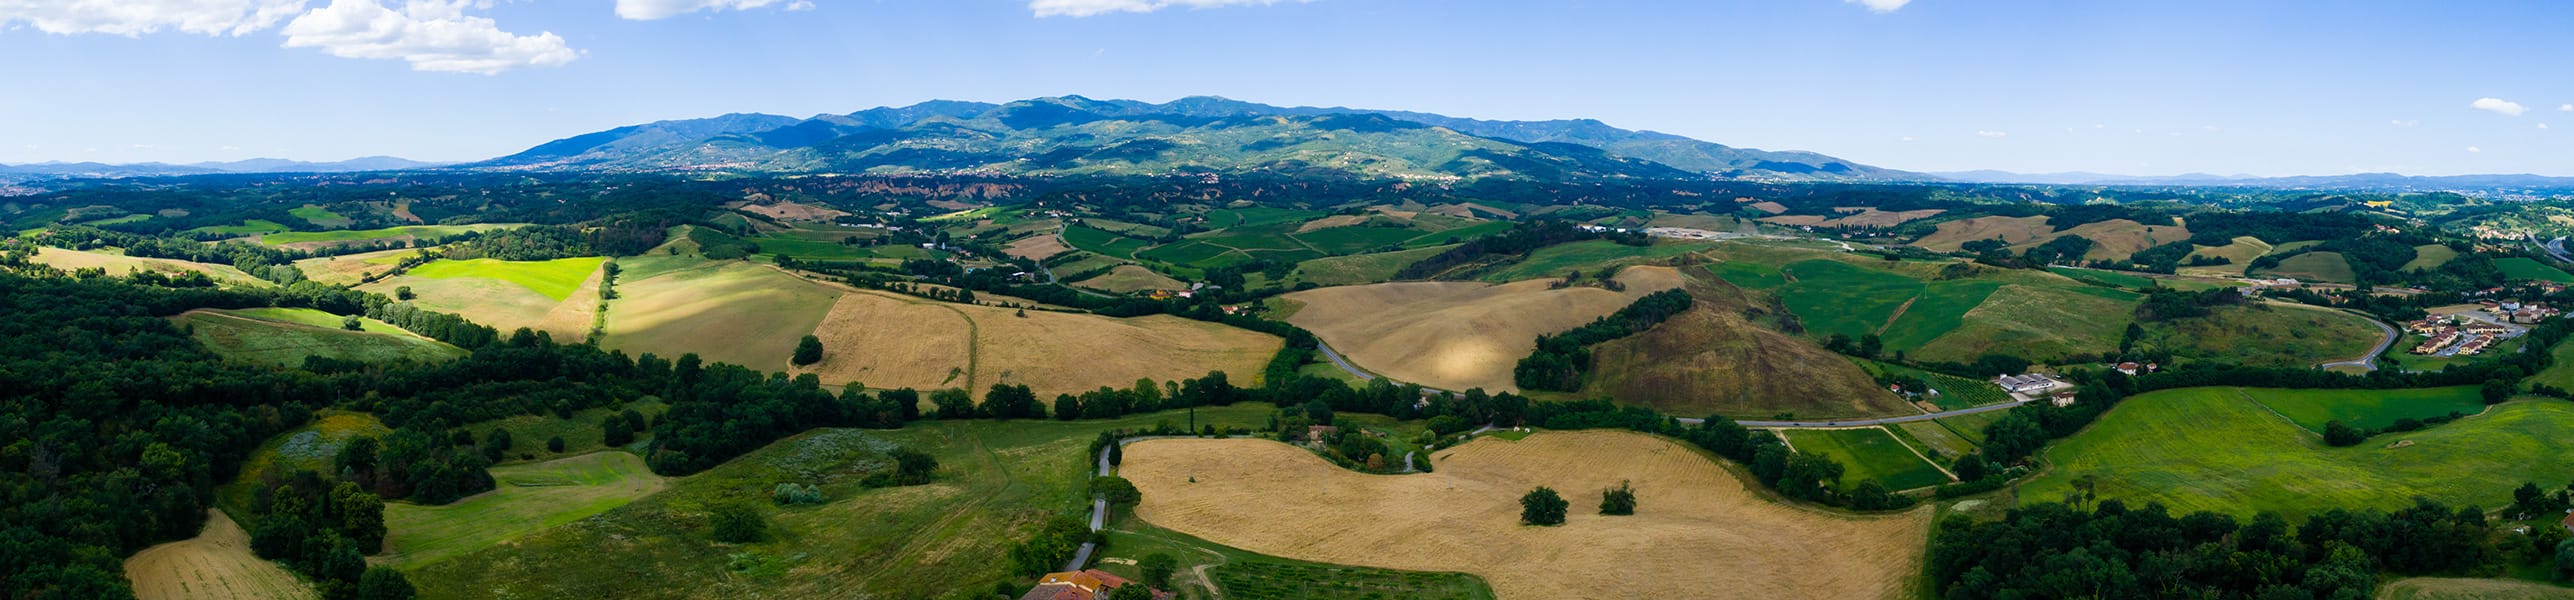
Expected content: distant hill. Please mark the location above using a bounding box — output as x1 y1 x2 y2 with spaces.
474 96 1913 182
0 156 442 181
1937 170 2574 194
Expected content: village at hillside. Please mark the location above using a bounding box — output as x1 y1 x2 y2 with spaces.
2406 300 2560 358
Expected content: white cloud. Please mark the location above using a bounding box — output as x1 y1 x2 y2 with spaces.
1030 0 1308 18
2389 120 2418 127
2562 104 2573 112
0 0 308 36
2543 123 2553 130
1974 130 2007 138
281 0 576 74
2472 97 2528 117
2466 146 2483 153
614 0 799 20
1846 0 1910 13
1898 136 1915 142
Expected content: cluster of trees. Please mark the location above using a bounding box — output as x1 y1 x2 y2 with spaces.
2321 410 2469 446
1514 289 1694 391
241 470 414 599
1521 400 1913 510
2135 286 2249 321
33 225 316 284
1930 498 2500 600
439 225 594 261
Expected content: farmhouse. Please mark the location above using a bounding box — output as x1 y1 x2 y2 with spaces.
1307 425 1339 443
1019 570 1169 600
2050 390 2078 408
1994 373 2056 395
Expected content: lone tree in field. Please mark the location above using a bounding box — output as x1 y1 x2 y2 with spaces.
342 315 363 331
710 502 766 543
1521 486 1568 526
792 335 824 367
1600 480 1637 515
394 286 414 301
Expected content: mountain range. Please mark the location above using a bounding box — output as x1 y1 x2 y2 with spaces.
1934 170 2574 193
0 156 442 181
471 96 1913 182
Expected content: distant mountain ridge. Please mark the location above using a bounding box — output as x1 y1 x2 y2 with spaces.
1936 170 2574 193
474 96 1914 182
0 156 442 180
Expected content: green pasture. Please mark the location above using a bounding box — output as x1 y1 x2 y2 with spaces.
2238 386 2485 433
1294 244 1454 286
188 219 290 236
1707 260 1786 290
1064 224 1155 260
261 224 520 246
2017 388 2574 518
1892 421 1977 461
1479 239 1716 282
1853 359 2011 410
1935 410 2008 446
2047 266 2156 289
381 452 667 569
2258 252 2357 283
291 205 352 227
462 399 669 465
1780 427 1951 491
2531 339 2574 392
405 257 605 301
180 308 466 367
2497 258 2574 284
2145 304 2385 369
2404 244 2459 271
1204 206 1322 229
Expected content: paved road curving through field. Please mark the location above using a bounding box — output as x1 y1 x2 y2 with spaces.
1700 398 2038 428
2316 312 2398 372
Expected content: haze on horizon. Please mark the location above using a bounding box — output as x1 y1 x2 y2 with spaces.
2 0 2569 177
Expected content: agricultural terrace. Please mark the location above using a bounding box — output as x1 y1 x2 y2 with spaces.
406 406 1276 599
379 452 668 568
33 246 270 286
360 257 605 340
1779 427 1951 491
124 510 315 600
2497 257 2574 284
260 224 523 249
177 308 466 366
1124 431 1931 600
2018 388 2574 518
801 287 1279 395
1281 266 1685 392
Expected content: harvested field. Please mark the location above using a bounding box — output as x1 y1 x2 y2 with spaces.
2179 236 2273 276
731 200 848 222
2380 578 2574 600
379 452 667 568
1747 201 1790 214
1758 214 1829 226
1002 232 1072 260
600 257 841 372
124 510 314 600
291 248 420 286
1294 244 1453 286
1072 264 1185 294
1823 207 1945 228
2010 219 2190 262
1283 267 1684 391
1125 431 1930 600
1911 216 2054 252
1295 214 1373 232
34 247 269 286
802 289 1280 394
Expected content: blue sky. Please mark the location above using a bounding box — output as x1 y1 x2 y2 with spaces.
3 0 2569 176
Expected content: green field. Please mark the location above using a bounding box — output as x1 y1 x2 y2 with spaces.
2018 388 2574 518
382 452 667 568
261 224 520 247
1064 224 1156 260
1779 427 1950 491
2259 251 2357 283
406 257 605 302
2497 257 2574 284
1098 516 1493 600
1935 410 2008 446
1204 206 1323 229
1294 244 1454 286
406 406 1279 599
2238 386 2485 433
2532 340 2574 392
1478 239 1716 282
1708 260 1787 290
1892 421 1977 461
2047 266 2156 289
1773 259 1926 341
2405 244 2460 271
188 219 290 236
290 205 352 227
179 308 466 366
80 213 151 226
2144 304 2386 369
1911 282 2137 363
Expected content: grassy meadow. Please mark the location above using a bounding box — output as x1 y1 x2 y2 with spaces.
2497 257 2574 284
406 257 606 301
2258 252 2357 283
2017 388 2574 518
218 413 392 517
179 308 466 366
33 246 271 286
404 406 1278 599
1781 427 1951 491
1293 244 1455 286
261 224 520 247
379 452 668 569
2238 386 2485 433
2143 304 2386 368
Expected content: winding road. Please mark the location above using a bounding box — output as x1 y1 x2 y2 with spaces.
2316 310 2399 372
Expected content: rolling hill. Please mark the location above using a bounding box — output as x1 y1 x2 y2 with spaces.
475 96 1909 182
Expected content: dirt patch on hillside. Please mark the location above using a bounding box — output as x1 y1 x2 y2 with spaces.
731 200 850 222
1587 278 1909 419
1003 234 1071 261
1126 431 1929 600
803 288 1280 395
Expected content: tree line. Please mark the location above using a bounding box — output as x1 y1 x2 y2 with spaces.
1513 288 1694 391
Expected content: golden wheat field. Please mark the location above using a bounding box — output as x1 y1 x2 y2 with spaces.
290 248 419 285
1908 215 2056 252
1003 233 1071 260
1279 266 1683 392
358 265 604 342
34 247 270 286
1124 430 1930 600
124 510 314 600
800 288 1280 394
